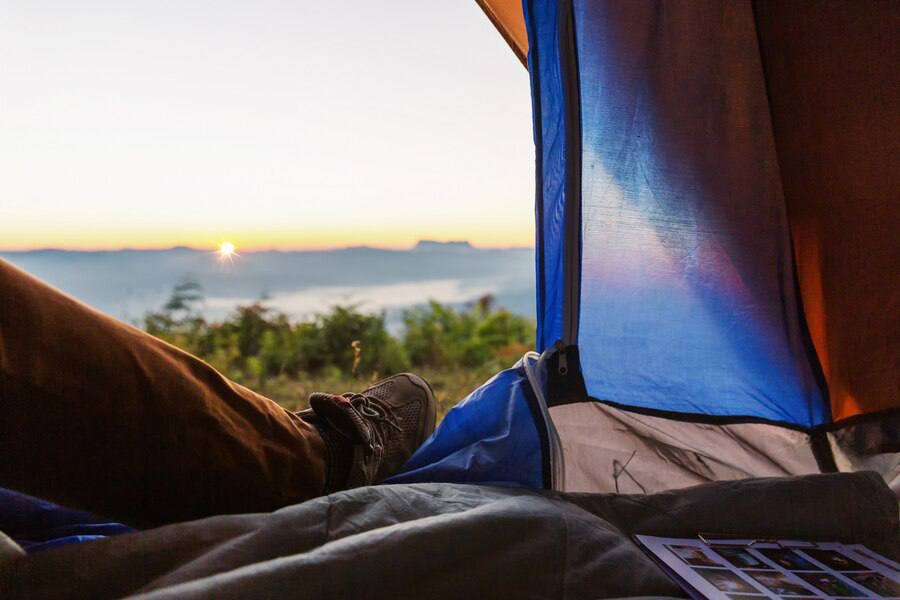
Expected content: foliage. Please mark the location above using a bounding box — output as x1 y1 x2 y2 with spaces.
143 283 535 398
402 296 534 370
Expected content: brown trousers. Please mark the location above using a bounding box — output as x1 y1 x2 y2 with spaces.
0 259 325 528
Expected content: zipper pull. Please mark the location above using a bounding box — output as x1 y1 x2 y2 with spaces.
556 340 568 376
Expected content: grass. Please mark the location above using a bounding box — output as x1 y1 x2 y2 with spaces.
249 366 501 422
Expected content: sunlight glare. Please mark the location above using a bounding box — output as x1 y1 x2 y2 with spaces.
217 241 237 262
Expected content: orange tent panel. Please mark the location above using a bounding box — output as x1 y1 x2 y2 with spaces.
755 1 900 421
476 0 528 66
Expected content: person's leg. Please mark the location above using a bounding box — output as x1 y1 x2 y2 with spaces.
0 259 326 527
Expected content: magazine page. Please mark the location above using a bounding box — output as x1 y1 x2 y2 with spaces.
635 535 900 600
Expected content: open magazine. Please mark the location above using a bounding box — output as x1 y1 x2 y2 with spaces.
636 535 900 600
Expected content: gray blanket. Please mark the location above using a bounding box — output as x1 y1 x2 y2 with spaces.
1 472 897 599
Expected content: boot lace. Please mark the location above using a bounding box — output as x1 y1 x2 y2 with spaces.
342 393 402 457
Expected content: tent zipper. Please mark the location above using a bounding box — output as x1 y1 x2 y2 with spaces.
559 0 582 350
549 0 586 404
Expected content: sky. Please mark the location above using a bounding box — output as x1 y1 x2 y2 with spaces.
0 1 534 251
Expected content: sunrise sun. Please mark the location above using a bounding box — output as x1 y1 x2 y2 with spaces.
217 241 237 262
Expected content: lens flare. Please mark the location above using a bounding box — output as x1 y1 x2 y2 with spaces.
217 241 237 262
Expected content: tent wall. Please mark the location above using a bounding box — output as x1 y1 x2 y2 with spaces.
526 0 830 427
526 0 569 352
550 402 820 493
484 1 898 426
828 414 900 495
754 1 900 422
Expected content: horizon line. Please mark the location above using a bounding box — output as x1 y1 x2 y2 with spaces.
0 241 536 253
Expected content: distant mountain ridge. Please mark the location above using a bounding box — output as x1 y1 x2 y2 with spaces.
0 243 536 327
413 240 474 252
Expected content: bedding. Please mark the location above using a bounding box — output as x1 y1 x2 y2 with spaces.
0 472 896 599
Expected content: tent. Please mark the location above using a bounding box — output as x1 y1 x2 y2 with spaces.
392 0 899 494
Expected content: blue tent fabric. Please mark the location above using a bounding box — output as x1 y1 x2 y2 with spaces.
389 355 546 488
524 0 829 428
0 487 133 553
525 0 567 353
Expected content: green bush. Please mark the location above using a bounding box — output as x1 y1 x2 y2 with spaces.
319 306 410 376
402 296 534 370
143 284 534 384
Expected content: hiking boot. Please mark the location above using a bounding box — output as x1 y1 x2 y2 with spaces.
306 373 436 490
